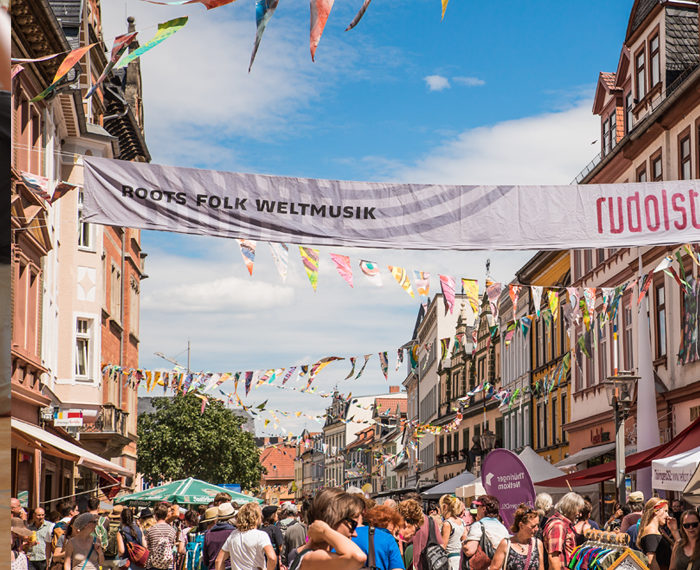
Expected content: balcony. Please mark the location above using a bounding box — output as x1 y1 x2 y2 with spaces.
78 404 132 457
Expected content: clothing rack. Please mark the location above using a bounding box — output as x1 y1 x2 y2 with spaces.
567 530 648 570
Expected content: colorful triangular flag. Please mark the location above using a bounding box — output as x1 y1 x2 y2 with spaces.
299 246 320 291
330 253 353 287
237 239 256 275
389 266 415 298
440 275 456 314
268 242 289 282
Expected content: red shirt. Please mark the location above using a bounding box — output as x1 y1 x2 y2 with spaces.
543 512 576 565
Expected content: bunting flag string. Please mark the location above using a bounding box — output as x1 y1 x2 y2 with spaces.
268 242 289 282
237 239 256 275
249 0 279 71
310 0 335 61
548 291 559 323
86 32 139 99
461 278 479 316
440 274 456 314
440 338 450 361
345 357 357 379
345 0 373 31
531 286 543 318
378 352 389 380
355 354 372 379
509 284 522 315
414 271 430 298
143 0 236 7
299 246 320 291
395 348 404 372
359 260 383 286
441 0 450 19
487 281 503 321
330 253 353 287
117 17 188 68
31 43 98 102
389 266 415 298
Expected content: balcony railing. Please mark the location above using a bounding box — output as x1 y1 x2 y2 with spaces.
79 404 128 437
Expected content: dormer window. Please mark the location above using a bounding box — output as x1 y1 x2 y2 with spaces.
625 92 633 133
636 49 646 100
650 34 660 88
602 111 616 156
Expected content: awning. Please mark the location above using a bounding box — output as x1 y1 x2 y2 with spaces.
538 417 700 488
12 418 131 477
553 442 616 470
652 445 700 491
422 470 476 498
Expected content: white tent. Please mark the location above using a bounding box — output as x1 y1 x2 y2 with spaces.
683 463 700 506
652 445 700 492
519 446 566 483
422 470 477 498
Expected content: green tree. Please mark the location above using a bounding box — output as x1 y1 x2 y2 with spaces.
137 394 263 490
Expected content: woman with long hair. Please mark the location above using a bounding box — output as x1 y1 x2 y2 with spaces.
637 498 679 570
355 504 405 570
117 507 146 570
62 513 105 570
670 510 700 570
440 495 468 570
287 487 367 570
396 499 424 570
573 500 594 546
214 503 277 570
489 505 544 570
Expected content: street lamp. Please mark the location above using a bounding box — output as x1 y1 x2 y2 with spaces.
480 429 497 453
604 372 638 503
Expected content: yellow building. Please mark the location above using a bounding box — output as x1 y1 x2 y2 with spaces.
516 251 571 465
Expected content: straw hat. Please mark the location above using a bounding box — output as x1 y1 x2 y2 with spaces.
11 518 33 538
217 502 236 521
109 505 125 520
201 506 219 524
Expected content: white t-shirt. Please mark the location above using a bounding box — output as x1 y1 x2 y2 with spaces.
466 517 510 551
221 528 271 570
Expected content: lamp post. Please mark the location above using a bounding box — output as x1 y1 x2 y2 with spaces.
603 372 638 503
480 429 497 454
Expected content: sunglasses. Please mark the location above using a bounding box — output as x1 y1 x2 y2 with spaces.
683 522 700 529
343 518 359 532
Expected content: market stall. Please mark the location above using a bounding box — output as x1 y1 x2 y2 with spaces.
115 477 263 507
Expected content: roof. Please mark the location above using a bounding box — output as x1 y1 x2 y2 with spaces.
666 6 700 72
374 397 407 416
347 426 374 450
260 445 296 481
600 72 616 91
626 0 659 41
48 0 82 48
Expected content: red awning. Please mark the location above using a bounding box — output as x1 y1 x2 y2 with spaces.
537 417 700 487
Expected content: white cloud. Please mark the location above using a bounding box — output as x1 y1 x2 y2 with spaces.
424 74 450 91
392 99 599 185
453 76 486 87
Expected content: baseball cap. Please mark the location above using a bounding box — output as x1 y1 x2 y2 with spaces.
628 491 644 503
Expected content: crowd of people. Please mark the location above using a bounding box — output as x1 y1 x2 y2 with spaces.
9 489 699 570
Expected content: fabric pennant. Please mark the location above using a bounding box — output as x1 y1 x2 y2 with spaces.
395 348 404 371
31 43 98 102
389 266 415 298
378 351 389 380
440 275 456 314
346 0 372 30
583 287 596 318
330 253 353 287
237 239 256 275
244 371 254 396
20 172 52 201
440 338 450 361
441 0 449 19
86 32 138 99
413 271 430 297
509 285 522 315
143 0 236 7
637 273 653 305
548 291 559 322
249 0 279 71
359 260 383 286
567 287 581 323
299 246 320 291
461 278 479 316
310 356 342 379
345 357 357 379
268 242 289 282
531 286 543 318
282 366 297 385
520 315 532 338
355 354 372 379
117 17 188 68
310 0 335 61
487 282 503 320
409 345 419 371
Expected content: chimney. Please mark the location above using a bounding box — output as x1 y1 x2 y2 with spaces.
389 385 400 394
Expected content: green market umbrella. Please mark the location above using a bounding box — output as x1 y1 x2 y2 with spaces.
115 477 263 507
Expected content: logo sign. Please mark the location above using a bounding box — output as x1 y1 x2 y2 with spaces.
53 410 84 427
481 449 536 527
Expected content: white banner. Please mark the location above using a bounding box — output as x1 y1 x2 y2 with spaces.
652 447 700 491
82 157 700 250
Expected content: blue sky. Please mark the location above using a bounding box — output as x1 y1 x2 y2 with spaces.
102 0 632 434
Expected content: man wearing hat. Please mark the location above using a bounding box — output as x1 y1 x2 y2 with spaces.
622 491 645 542
202 503 236 570
260 506 283 570
12 517 35 568
278 502 306 568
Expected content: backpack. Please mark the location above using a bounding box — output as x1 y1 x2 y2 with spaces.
185 531 205 570
104 521 122 559
463 522 496 570
367 526 379 570
149 529 175 569
421 518 449 570
94 516 109 549
48 521 67 569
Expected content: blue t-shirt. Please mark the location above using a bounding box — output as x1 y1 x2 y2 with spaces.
353 526 405 570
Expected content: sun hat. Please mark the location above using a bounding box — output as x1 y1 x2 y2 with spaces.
11 518 33 538
628 491 644 503
139 508 153 519
73 513 99 532
109 505 125 520
201 506 219 523
217 502 236 520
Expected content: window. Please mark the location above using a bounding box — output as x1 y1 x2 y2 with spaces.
623 302 634 371
636 49 646 100
77 189 92 249
650 35 660 88
523 405 531 448
552 397 558 445
652 152 663 181
75 318 92 380
637 164 647 182
603 117 611 156
599 323 608 384
655 282 666 358
597 249 606 265
680 135 692 180
561 394 567 442
130 277 140 335
610 111 617 150
584 250 593 274
110 264 122 320
625 92 633 134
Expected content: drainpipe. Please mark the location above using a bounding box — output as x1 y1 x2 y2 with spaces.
119 230 125 410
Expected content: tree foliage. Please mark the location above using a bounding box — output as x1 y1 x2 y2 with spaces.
137 394 263 490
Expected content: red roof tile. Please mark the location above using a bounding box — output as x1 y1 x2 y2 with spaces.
260 445 296 481
374 397 407 415
600 72 616 91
